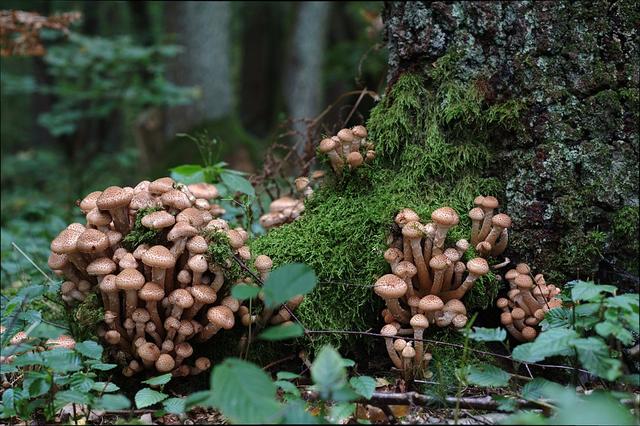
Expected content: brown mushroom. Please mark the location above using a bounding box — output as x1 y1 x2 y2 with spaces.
374 274 410 323
440 258 489 302
96 186 134 233
430 207 459 256
116 268 146 319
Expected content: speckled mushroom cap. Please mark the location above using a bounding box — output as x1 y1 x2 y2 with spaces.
118 253 138 269
79 191 102 213
468 207 485 221
149 177 175 195
195 357 211 370
188 182 219 200
547 298 563 309
50 228 81 254
155 353 176 372
505 269 519 281
401 345 416 358
393 339 407 352
161 189 192 211
254 255 273 271
419 295 444 313
337 128 354 142
86 208 112 227
511 307 526 320
410 314 429 329
67 223 86 233
138 342 160 362
466 258 489 276
87 257 116 276
190 285 217 305
130 191 157 211
139 282 164 301
522 327 537 341
444 248 461 263
431 207 460 228
384 248 403 264
294 177 310 192
514 274 534 290
220 296 240 312
500 312 513 325
395 261 417 279
175 341 193 358
319 138 337 153
177 270 191 286
429 254 450 271
491 213 512 229
207 305 235 329
473 195 485 207
187 236 208 254
76 229 109 254
167 222 198 241
346 151 364 167
142 245 176 269
352 125 367 138
96 186 133 210
455 239 469 253
116 268 145 291
394 208 420 226
187 254 208 274
380 323 398 337
169 289 194 309
443 299 467 315
132 308 151 323
481 196 499 210
141 210 175 230
402 221 423 239
100 274 118 293
226 230 244 249
452 314 468 328
515 263 531 275
47 252 68 270
164 316 181 331
45 335 76 349
374 274 408 299
177 321 194 336
496 298 510 309
176 207 205 227
269 197 299 213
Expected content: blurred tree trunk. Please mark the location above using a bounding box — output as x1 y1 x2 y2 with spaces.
283 1 332 156
164 1 233 139
382 1 639 288
128 1 153 46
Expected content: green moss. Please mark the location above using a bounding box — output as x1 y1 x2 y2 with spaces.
252 64 520 354
71 293 104 341
612 206 640 275
202 228 243 283
122 207 163 250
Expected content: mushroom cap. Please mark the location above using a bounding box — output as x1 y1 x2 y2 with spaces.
466 258 489 276
455 239 469 253
352 125 367 138
177 320 194 336
87 208 112 227
161 189 192 210
444 248 461 263
380 324 398 337
383 248 403 264
142 245 176 269
139 282 165 301
429 254 450 271
141 210 175 230
294 177 310 192
96 186 133 210
220 296 240 312
132 308 151 323
195 357 211 371
547 298 563 309
395 261 417 278
496 298 510 309
410 314 429 329
76 229 110 254
374 274 408 299
473 195 485 207
119 253 138 269
515 263 530 275
468 207 485 221
188 182 218 200
79 191 102 213
452 314 468 328
491 213 512 229
419 295 444 313
190 285 217 304
393 339 407 352
87 257 116 276
534 309 546 320
50 229 81 254
138 342 161 362
319 138 337 153
105 330 121 345
188 254 208 274
407 296 421 309
47 252 68 270
431 207 460 228
99 274 118 293
443 299 467 315
116 268 145 291
514 274 534 289
149 177 175 195
175 342 193 358
133 244 150 260
402 221 423 239
167 222 198 241
134 180 150 193
169 289 194 309
176 207 205 227
177 270 191 286
337 128 354 142
187 236 208 254
155 353 176 372
346 151 364 167
254 255 273 271
269 197 299 213
226 230 244 249
67 222 86 233
511 307 526 320
394 208 420 226
45 335 76 349
522 327 537 341
481 196 499 210
402 345 416 358
505 269 519 281
206 306 235 329
500 312 513 325
164 316 181 330
130 191 157 211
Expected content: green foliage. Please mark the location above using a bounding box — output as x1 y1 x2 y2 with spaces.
462 364 511 388
261 263 317 309
122 206 164 250
259 323 305 341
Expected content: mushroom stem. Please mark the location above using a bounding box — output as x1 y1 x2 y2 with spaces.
385 298 410 323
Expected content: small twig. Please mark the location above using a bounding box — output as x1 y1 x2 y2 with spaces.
11 242 56 284
262 354 297 371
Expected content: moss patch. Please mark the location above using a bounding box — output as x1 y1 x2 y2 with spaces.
252 63 520 354
122 206 164 250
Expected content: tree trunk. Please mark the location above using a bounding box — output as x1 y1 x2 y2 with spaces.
283 1 332 156
382 1 639 287
164 1 233 138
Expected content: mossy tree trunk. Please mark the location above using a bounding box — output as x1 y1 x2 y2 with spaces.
382 1 639 287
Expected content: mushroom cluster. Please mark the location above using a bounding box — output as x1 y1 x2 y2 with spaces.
318 125 375 174
375 206 491 379
496 263 562 341
47 177 296 377
468 196 512 258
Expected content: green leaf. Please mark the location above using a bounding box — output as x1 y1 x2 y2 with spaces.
231 284 260 301
340 358 356 368
41 348 82 373
282 400 319 424
75 340 103 359
211 358 282 424
572 337 622 381
521 378 565 401
23 372 51 398
539 308 571 330
570 281 616 302
170 164 204 182
605 294 639 313
89 363 117 371
492 395 517 412
276 371 301 380
220 171 255 197
464 364 511 387
349 376 376 399
93 394 131 411
54 389 89 405
69 373 95 393
512 328 579 362
466 327 507 342
260 323 305 341
275 380 301 398
184 390 214 410
595 321 634 345
163 397 186 414
311 346 348 400
142 373 172 386
135 388 168 408
92 382 120 393
262 263 317 309
501 411 548 425
328 402 356 423
553 390 636 425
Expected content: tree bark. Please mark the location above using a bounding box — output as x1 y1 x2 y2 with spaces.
382 1 639 287
164 1 233 138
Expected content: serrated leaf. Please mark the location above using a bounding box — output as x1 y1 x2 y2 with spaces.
276 371 301 380
74 340 103 359
220 171 255 197
340 358 356 368
231 284 260 301
262 263 317 309
184 390 214 410
92 382 119 393
275 380 301 397
142 373 172 386
93 394 131 410
595 321 634 345
23 372 51 398
89 363 117 371
554 391 636 425
163 397 186 414
282 400 319 424
349 376 376 399
539 308 571 331
41 348 82 373
54 389 89 405
512 328 579 362
466 327 507 342
605 294 639 313
260 323 304 341
521 378 565 401
492 395 518 412
570 281 616 302
311 346 348 400
572 337 622 381
211 358 282 424
464 364 511 387
135 388 168 408
329 402 356 423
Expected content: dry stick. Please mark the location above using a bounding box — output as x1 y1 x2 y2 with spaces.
262 354 297 371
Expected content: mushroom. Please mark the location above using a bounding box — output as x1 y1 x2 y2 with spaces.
96 186 134 233
485 214 512 246
86 208 112 232
430 207 460 256
167 222 198 259
453 261 466 289
477 196 499 242
374 274 410 323
475 241 492 258
149 177 175 196
76 228 111 259
347 152 364 169
119 253 138 270
188 254 208 286
402 221 431 294
491 228 509 257
511 307 526 330
468 207 485 246
86 257 116 285
188 182 218 200
79 191 102 214
452 314 468 328
175 321 194 344
167 289 194 320
439 258 489 302
116 268 145 319
319 138 344 174
383 248 403 274
409 314 429 365
184 285 217 319
435 299 467 328
418 295 444 323
351 125 367 152
99 275 121 319
395 261 417 299
514 275 543 313
500 312 524 341
132 308 151 339
199 306 235 341
145 322 163 346
50 228 88 273
380 324 402 369
401 345 416 381
254 255 273 282
429 254 451 296
138 342 161 369
161 189 192 213
190 357 211 375
47 252 81 282
155 353 176 373
142 245 176 289
337 128 355 157
174 342 193 366
141 210 175 230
